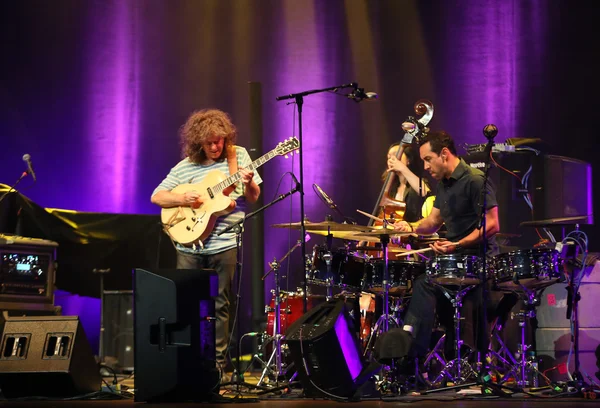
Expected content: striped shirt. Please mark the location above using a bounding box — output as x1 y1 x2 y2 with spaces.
152 146 263 255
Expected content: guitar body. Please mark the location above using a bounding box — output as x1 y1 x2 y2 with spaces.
159 137 300 247
161 169 237 247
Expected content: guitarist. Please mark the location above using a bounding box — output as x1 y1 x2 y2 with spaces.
151 109 261 377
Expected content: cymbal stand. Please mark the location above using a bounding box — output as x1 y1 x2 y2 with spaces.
363 233 398 357
256 258 287 387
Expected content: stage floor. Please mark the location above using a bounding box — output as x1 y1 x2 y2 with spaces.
1 371 598 407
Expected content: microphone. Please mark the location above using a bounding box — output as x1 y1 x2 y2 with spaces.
483 124 498 140
22 154 36 182
313 183 337 209
346 87 378 102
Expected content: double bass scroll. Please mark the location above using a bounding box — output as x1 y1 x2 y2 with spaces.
367 99 434 227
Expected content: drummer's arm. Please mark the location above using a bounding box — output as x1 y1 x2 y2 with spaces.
453 206 500 249
411 207 443 235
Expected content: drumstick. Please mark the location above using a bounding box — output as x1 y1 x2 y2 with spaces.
394 247 433 257
356 209 394 229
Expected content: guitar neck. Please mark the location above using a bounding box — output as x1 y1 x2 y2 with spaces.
212 149 277 194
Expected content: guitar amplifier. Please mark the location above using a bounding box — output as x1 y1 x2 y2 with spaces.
462 150 538 247
0 234 58 312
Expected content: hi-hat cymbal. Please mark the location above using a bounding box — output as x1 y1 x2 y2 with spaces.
271 221 371 232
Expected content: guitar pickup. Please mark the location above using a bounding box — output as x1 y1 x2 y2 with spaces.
207 188 214 199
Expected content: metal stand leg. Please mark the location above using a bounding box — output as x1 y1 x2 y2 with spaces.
486 321 519 382
257 258 288 387
508 289 539 388
430 285 477 385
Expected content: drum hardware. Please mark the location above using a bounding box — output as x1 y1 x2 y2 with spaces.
428 284 478 385
352 231 411 334
424 254 483 384
488 288 541 388
486 320 520 380
256 239 304 388
254 258 288 387
422 332 447 386
351 231 414 360
362 296 406 358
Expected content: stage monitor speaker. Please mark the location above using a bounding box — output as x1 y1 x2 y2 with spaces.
133 268 219 402
285 299 373 398
0 315 101 398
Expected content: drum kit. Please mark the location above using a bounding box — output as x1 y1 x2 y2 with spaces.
253 219 565 390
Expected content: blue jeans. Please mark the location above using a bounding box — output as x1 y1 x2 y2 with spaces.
176 248 237 368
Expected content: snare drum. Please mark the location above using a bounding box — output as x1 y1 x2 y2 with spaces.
308 245 365 290
427 254 481 286
266 291 320 336
493 248 561 291
365 260 426 296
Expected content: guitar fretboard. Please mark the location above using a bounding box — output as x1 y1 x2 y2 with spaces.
213 150 278 194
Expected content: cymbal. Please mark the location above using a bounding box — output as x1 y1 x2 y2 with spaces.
352 230 414 238
305 230 370 240
520 216 593 227
354 246 408 253
271 221 370 232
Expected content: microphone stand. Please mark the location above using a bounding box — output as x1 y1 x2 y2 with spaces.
312 184 356 225
217 182 300 393
276 82 357 313
475 126 496 386
0 172 29 205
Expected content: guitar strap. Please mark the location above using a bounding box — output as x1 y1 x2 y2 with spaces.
227 144 238 175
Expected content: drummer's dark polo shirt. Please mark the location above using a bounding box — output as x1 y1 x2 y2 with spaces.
433 158 499 256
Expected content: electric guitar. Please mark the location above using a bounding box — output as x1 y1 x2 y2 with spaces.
161 137 299 247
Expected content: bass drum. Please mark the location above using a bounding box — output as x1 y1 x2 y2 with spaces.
266 291 321 336
493 248 562 291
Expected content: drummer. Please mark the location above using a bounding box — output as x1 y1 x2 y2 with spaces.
393 130 504 361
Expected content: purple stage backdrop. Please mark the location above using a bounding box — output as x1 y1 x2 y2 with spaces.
1 0 598 351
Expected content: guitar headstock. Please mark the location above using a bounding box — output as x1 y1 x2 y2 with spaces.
275 137 300 157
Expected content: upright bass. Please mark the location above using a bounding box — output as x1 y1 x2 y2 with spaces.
368 99 435 232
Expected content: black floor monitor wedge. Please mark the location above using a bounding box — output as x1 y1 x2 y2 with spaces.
0 315 101 398
285 299 375 398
